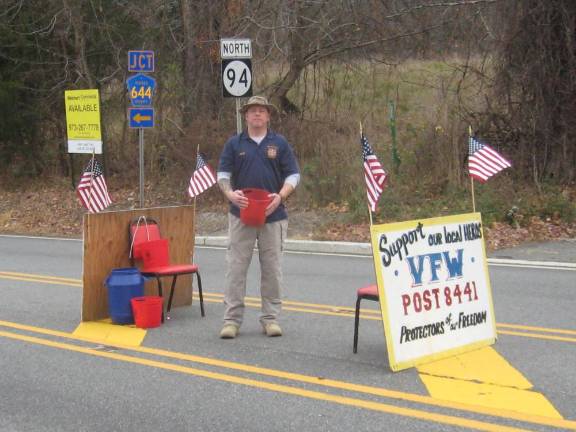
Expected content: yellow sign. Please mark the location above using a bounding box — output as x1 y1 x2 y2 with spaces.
65 89 102 154
370 213 496 371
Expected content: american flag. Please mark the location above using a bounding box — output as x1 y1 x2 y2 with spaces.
468 136 511 183
188 153 216 197
76 158 112 213
361 133 388 212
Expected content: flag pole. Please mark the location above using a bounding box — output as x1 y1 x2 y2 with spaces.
360 121 374 226
87 150 96 213
194 144 200 211
468 126 476 213
367 203 374 226
192 144 200 263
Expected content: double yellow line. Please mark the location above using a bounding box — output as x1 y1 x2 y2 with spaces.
199 292 576 345
1 270 576 344
204 292 576 344
2 270 576 429
0 271 81 287
1 319 575 431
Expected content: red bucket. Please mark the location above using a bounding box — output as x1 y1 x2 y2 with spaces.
139 238 170 270
240 188 272 226
131 296 163 329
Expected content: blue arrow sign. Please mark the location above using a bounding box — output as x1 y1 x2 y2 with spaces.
126 74 156 107
129 108 154 128
128 50 154 72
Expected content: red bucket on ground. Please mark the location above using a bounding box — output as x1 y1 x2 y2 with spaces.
240 188 271 226
131 296 163 329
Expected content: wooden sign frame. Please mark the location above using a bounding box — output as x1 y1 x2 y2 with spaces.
81 205 195 321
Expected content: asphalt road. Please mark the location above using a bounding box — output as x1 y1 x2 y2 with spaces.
0 235 575 431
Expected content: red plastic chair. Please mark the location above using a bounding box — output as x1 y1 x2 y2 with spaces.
129 217 204 321
353 284 379 354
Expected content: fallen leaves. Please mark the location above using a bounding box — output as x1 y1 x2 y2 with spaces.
0 180 574 251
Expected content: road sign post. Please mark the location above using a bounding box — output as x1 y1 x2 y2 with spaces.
126 74 156 107
235 99 242 135
220 39 252 59
129 108 154 128
128 50 155 73
221 59 252 98
139 129 144 208
127 50 155 208
221 39 253 134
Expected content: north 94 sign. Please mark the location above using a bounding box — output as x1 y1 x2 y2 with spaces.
222 59 252 98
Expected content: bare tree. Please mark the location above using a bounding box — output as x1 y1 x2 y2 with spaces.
489 0 576 184
180 0 240 121
240 0 499 114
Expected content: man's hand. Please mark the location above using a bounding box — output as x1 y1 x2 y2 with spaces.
265 193 282 216
227 190 249 209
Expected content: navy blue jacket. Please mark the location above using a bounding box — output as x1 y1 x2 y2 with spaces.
218 130 300 222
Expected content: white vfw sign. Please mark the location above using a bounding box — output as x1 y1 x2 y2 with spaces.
370 213 497 371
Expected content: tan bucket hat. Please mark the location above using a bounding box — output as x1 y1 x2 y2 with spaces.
240 95 277 114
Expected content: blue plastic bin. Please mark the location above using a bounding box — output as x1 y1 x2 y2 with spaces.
105 268 145 324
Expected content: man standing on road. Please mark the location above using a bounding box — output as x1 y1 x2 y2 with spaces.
217 96 300 339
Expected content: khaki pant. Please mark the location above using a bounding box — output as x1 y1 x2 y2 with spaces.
223 214 287 327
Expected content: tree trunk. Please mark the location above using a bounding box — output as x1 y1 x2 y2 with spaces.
63 0 94 88
269 1 308 114
179 0 195 120
180 0 222 122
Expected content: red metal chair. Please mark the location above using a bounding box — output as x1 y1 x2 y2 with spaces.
129 217 204 321
353 284 379 354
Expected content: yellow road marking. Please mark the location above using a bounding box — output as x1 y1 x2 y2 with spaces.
497 322 576 336
417 347 563 419
0 327 543 432
199 295 576 342
0 273 147 346
418 347 532 388
73 320 147 347
1 319 575 431
497 329 576 344
0 271 82 287
0 271 80 284
2 271 576 345
2 271 576 344
203 292 368 316
419 374 563 420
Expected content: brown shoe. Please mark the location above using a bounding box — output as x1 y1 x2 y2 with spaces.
220 324 239 339
263 323 282 337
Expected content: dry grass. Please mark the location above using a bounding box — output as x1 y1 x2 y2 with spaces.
4 57 574 235
1 177 573 250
